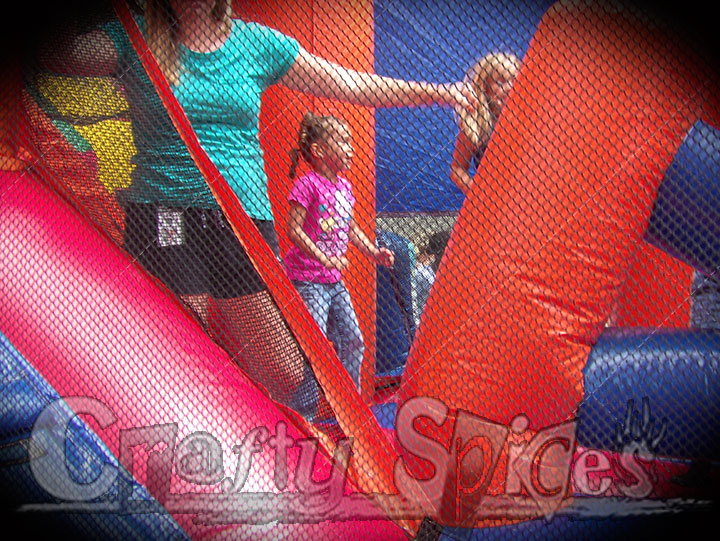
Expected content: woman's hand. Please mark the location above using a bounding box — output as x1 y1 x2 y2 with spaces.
445 80 479 112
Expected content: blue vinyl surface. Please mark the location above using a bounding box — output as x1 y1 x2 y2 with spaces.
0 332 188 539
646 119 720 278
578 327 720 460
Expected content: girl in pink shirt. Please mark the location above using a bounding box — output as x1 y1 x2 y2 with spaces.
285 112 394 391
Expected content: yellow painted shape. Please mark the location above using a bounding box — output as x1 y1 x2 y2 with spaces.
36 73 135 192
37 73 128 117
76 121 135 192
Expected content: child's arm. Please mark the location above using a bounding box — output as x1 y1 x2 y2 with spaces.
350 218 395 268
450 129 477 195
451 91 492 195
287 202 349 271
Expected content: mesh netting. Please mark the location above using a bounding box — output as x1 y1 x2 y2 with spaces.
1 0 719 539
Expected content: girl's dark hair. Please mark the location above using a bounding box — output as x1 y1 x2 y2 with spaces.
288 112 344 178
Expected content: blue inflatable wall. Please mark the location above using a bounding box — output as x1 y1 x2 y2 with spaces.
646 119 720 279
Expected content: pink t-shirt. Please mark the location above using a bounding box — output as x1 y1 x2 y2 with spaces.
284 171 355 283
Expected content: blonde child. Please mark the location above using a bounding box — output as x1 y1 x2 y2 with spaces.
451 52 520 194
285 112 394 390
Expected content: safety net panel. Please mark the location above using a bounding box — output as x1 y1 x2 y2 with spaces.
1 0 718 539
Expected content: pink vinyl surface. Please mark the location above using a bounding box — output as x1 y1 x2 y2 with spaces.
0 171 405 539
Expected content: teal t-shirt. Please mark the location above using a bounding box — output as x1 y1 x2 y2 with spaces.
105 18 299 219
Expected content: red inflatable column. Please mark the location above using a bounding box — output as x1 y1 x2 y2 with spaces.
399 0 713 525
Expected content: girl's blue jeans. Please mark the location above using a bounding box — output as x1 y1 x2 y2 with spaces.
293 280 364 391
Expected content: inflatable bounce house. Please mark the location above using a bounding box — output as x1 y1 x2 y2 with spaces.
2 0 718 539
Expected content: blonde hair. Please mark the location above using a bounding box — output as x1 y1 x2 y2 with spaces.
457 52 520 148
144 0 232 86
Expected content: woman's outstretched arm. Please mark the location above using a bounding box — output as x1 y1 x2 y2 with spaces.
279 48 476 111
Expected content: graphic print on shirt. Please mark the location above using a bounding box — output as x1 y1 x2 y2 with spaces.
316 190 352 258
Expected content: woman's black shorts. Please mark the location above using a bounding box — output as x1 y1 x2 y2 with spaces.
122 202 280 298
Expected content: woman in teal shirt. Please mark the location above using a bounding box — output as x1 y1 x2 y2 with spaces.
55 0 474 419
